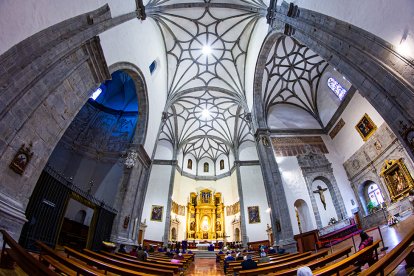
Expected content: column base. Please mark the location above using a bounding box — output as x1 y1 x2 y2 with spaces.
0 192 28 245
275 237 297 253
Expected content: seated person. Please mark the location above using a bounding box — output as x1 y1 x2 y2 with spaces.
236 251 244 261
297 266 313 276
268 246 276 254
165 248 175 257
216 249 224 262
356 231 374 268
130 246 138 257
175 253 184 260
224 252 235 274
241 254 258 270
148 245 155 253
118 244 127 253
258 251 270 263
136 246 147 261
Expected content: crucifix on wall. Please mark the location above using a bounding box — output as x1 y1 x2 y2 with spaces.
313 185 328 210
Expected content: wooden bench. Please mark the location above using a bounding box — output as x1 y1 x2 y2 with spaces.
36 241 104 276
227 253 298 273
63 246 154 276
238 250 329 275
360 227 414 276
268 246 353 276
0 229 56 275
312 240 381 276
83 249 178 274
101 250 185 270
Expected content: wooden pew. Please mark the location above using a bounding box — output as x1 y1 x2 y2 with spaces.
117 251 190 267
36 241 104 276
312 240 381 276
238 250 329 275
360 228 414 276
83 249 179 274
100 250 185 270
226 253 298 273
268 246 353 276
0 229 56 276
63 246 157 276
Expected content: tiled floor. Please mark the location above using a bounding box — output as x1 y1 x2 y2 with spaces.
1 214 413 276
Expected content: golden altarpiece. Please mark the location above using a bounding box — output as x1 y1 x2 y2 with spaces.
186 189 225 240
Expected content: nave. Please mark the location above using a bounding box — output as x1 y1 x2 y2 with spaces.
1 215 414 276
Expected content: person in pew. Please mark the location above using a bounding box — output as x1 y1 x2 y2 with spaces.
136 246 148 261
130 246 138 257
224 252 236 274
268 247 276 254
166 248 174 257
297 266 313 276
241 254 258 270
118 244 127 253
148 245 155 253
175 253 184 260
258 250 270 263
236 251 243 261
355 231 375 269
216 249 224 262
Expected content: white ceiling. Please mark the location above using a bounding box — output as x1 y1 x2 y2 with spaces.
148 0 349 174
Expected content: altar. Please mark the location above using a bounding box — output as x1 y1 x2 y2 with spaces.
196 243 211 250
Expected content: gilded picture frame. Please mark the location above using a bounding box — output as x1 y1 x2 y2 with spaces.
380 159 414 202
150 205 163 222
247 206 260 224
355 113 377 141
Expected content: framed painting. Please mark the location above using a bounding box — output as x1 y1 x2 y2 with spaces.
247 206 260 224
150 205 163 222
355 113 377 141
380 159 414 202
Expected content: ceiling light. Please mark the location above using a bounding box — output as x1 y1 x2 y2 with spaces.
202 45 211 55
201 109 210 118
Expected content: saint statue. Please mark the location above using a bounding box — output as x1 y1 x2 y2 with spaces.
313 185 328 210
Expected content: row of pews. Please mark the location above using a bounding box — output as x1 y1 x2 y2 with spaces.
0 229 193 275
219 240 381 275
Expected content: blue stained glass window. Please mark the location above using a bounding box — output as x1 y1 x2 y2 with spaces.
327 77 348 100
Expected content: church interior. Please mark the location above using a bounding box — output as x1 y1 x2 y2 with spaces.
0 0 414 275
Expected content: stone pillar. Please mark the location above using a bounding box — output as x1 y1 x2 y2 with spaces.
234 161 249 247
255 130 296 252
111 145 151 244
162 161 177 246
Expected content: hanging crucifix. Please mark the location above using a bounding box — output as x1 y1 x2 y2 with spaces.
313 185 328 210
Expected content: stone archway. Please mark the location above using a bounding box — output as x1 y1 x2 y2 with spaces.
294 199 313 233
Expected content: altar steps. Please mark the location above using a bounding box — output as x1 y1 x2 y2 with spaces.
194 250 217 259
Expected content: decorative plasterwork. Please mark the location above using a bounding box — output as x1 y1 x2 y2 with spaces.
148 1 261 166
261 35 328 128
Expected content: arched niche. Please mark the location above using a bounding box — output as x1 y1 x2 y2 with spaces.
293 199 313 233
358 180 386 215
311 179 338 227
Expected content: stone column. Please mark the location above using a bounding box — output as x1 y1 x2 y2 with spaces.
255 129 296 252
234 161 249 247
162 161 177 246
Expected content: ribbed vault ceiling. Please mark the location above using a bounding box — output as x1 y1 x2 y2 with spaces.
146 0 348 173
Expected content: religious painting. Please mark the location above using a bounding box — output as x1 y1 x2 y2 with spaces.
380 159 414 202
9 143 34 175
329 118 345 139
204 162 209 172
355 113 377 141
150 205 163 222
247 206 260 224
187 159 192 169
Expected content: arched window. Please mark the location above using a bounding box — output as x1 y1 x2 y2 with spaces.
327 77 348 100
203 162 209 172
367 183 384 206
220 159 224 170
187 159 192 169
